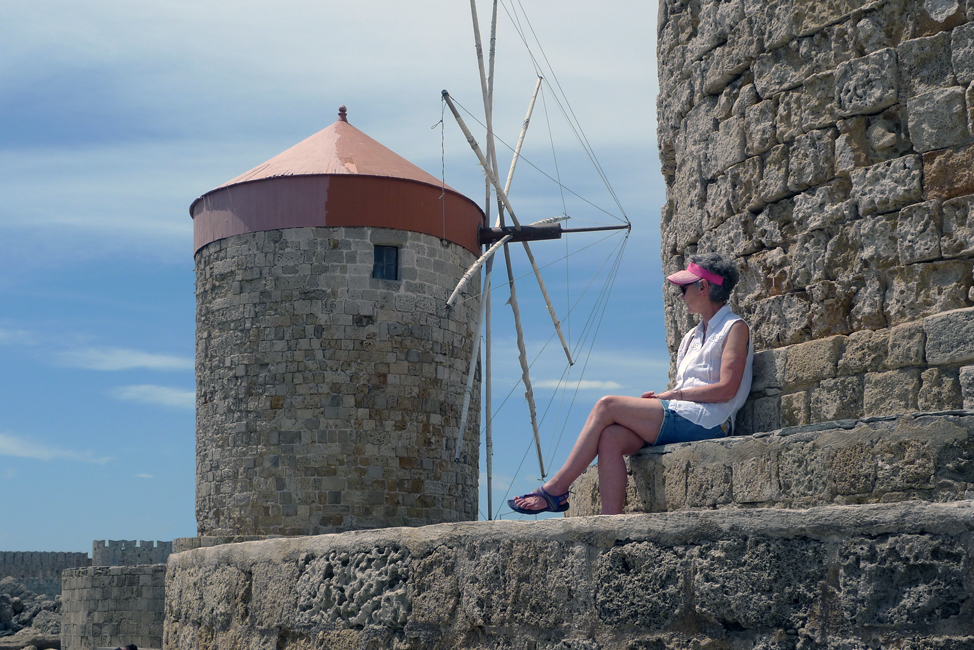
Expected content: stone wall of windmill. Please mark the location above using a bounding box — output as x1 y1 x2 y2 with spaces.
194 226 481 536
657 0 974 432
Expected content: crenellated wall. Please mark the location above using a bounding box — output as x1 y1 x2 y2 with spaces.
0 551 89 599
91 539 172 567
657 0 974 432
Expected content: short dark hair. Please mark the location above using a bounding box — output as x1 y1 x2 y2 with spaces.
689 253 738 303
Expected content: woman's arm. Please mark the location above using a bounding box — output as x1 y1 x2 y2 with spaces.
648 320 750 403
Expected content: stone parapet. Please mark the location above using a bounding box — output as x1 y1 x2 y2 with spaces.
61 565 166 650
569 411 974 517
164 502 974 649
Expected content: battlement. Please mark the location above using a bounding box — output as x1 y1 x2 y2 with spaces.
91 540 172 567
0 551 90 599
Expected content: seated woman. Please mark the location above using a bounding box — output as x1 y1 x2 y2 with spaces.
510 253 753 516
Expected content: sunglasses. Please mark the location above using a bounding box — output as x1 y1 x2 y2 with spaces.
679 281 700 295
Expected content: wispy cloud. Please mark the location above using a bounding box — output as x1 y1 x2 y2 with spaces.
0 327 38 346
0 431 112 464
111 385 194 409
134 473 154 479
53 347 193 371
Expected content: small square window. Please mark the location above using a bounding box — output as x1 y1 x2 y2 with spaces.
372 245 399 280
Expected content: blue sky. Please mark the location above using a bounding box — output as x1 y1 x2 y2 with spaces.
0 0 665 552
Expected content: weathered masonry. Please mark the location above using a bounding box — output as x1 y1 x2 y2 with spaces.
657 0 974 432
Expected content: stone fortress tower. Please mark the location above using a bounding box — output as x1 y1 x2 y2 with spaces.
656 0 974 432
189 106 485 537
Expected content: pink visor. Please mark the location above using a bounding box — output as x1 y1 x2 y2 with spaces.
666 262 724 286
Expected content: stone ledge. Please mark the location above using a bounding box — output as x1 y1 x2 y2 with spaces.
164 501 974 650
172 535 282 554
568 411 974 517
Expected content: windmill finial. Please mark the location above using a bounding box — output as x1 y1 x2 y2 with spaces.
338 105 348 123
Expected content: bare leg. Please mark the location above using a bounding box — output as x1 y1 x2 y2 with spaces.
597 425 648 514
512 395 664 512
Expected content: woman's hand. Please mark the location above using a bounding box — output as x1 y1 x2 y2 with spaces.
642 390 683 400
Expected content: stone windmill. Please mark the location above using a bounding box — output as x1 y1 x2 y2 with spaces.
189 106 485 537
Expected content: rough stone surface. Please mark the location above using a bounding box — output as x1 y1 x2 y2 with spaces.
572 413 974 515
194 227 480 536
61 565 165 650
164 500 974 650
660 0 974 434
924 144 974 202
907 87 973 153
925 306 974 365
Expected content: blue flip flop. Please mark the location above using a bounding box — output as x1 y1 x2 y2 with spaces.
508 486 570 515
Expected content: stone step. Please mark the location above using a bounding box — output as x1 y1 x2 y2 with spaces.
567 411 974 517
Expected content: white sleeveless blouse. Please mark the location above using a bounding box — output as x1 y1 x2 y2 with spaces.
668 304 753 431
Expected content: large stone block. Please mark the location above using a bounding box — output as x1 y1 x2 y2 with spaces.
795 0 860 33
781 390 810 425
754 0 800 50
808 281 856 338
907 87 973 153
746 98 778 155
942 194 974 258
839 534 968 627
802 71 839 131
925 306 974 364
794 178 854 231
825 221 864 280
897 199 943 264
836 116 871 174
887 320 927 369
748 292 812 349
917 0 967 35
864 368 921 416
754 40 808 97
885 260 973 326
836 48 899 117
788 128 837 191
742 247 793 300
727 155 766 213
858 213 900 269
854 0 916 53
811 375 864 421
759 144 792 203
837 328 890 375
953 22 974 85
898 32 957 98
776 89 806 143
851 154 923 216
924 144 974 202
784 335 845 385
792 230 831 288
706 117 748 179
595 541 688 630
694 537 827 630
919 367 963 410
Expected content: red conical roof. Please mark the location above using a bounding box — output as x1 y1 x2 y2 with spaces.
215 106 447 189
190 107 484 255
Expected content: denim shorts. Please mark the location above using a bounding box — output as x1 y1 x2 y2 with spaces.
647 399 730 447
